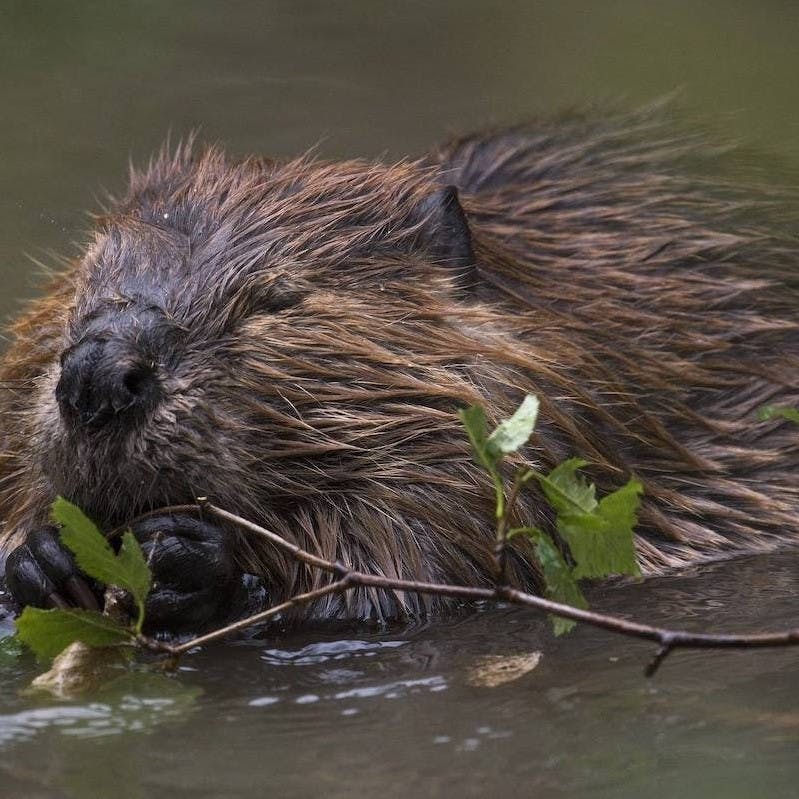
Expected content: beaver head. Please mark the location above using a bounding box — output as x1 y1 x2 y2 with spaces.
32 146 511 541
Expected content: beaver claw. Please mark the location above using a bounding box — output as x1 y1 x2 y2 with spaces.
5 526 101 612
5 515 243 633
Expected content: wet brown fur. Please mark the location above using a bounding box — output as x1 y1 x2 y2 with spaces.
1 107 797 619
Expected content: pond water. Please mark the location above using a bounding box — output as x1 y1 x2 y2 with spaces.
0 2 797 797
0 554 797 798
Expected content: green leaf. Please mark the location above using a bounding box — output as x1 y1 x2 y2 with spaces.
116 531 151 609
486 394 540 458
52 497 120 586
458 404 499 476
537 458 596 515
591 478 643 578
52 498 151 605
546 470 643 580
460 396 541 519
16 607 132 660
515 527 588 636
116 531 152 633
758 405 799 425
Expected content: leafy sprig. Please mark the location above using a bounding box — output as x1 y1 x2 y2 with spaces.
15 499 151 660
460 394 642 635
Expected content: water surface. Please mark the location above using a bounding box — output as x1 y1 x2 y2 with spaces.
0 554 796 798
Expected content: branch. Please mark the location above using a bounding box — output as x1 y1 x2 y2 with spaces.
493 469 529 581
138 502 799 676
163 579 351 656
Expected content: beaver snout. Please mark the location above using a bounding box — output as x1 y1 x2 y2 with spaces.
56 336 161 428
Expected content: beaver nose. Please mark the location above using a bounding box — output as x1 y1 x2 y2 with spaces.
56 339 160 428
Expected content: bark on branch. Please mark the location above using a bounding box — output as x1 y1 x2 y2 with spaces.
136 502 799 677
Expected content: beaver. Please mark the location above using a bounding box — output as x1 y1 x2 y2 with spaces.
1 107 797 632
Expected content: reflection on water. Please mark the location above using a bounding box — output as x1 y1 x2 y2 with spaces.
0 696 189 745
0 553 796 799
1 2 798 797
259 638 407 665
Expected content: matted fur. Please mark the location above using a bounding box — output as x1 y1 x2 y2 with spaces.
1 108 797 620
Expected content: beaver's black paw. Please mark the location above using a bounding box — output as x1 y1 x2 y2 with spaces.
5 516 245 634
5 526 101 612
129 515 241 633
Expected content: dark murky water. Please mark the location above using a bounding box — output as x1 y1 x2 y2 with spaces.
1 2 797 797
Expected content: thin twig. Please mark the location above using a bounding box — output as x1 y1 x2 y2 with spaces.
138 502 799 677
163 578 352 656
494 470 527 582
645 640 674 677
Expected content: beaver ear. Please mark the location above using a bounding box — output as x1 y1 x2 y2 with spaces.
413 185 476 291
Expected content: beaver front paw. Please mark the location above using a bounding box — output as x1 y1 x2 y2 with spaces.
127 514 243 633
6 515 245 634
6 526 101 612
